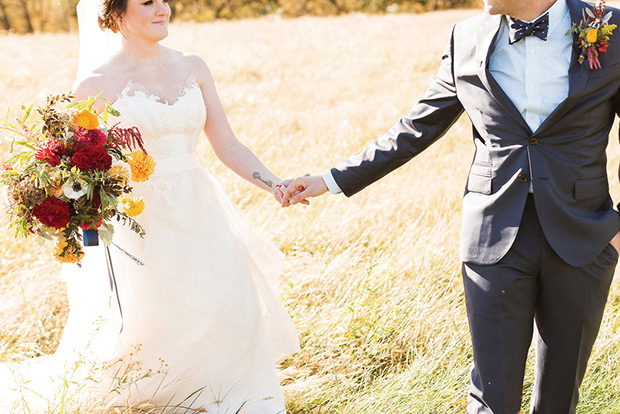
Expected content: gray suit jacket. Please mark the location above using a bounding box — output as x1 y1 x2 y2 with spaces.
331 0 620 267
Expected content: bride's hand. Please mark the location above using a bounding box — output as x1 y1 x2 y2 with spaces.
273 179 292 205
273 178 310 206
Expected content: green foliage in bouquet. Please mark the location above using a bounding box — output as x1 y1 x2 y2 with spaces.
0 93 156 263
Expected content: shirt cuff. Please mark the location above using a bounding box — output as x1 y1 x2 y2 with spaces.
322 170 342 194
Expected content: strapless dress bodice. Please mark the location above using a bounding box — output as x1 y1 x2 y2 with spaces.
112 79 206 175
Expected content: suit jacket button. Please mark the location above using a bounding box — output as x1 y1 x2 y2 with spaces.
529 137 539 145
518 173 529 183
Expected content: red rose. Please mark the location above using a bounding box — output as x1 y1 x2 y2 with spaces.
35 139 66 167
71 145 112 171
75 127 108 148
32 197 71 229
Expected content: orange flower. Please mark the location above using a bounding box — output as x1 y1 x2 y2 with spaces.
110 164 130 186
587 28 598 43
73 109 99 130
50 177 65 198
121 196 145 217
54 238 84 264
126 151 156 183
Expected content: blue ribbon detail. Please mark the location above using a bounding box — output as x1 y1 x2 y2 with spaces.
82 229 99 246
82 229 145 334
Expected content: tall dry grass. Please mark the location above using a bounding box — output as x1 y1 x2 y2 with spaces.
1 9 619 414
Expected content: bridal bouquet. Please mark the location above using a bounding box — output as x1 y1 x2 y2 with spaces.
0 93 156 264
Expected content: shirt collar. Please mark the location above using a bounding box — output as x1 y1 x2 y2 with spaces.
544 0 569 35
503 0 569 35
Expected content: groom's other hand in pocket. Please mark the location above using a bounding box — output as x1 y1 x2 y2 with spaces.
610 229 620 254
282 175 327 207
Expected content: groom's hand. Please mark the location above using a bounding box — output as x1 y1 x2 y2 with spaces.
281 175 328 207
611 230 620 254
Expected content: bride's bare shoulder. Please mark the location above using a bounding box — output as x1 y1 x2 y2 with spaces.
73 75 106 100
73 65 126 102
176 51 214 86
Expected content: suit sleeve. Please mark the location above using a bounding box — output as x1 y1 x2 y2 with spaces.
331 27 465 197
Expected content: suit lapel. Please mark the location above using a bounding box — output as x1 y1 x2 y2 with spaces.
535 0 590 134
475 15 533 133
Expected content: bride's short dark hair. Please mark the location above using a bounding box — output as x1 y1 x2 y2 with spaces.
98 0 127 32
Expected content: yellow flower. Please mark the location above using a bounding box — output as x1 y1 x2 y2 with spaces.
54 238 84 264
587 28 598 43
126 151 156 183
110 164 130 186
121 196 145 217
73 109 99 130
50 177 65 198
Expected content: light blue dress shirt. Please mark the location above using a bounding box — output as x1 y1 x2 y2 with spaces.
490 0 571 133
323 0 572 194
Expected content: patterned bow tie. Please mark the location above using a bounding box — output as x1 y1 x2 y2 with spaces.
508 13 550 44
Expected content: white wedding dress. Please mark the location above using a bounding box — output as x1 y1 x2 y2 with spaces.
0 78 299 413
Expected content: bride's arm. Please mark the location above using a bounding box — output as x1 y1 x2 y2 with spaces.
194 57 282 193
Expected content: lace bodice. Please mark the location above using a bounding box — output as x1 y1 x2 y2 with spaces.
112 78 206 163
112 78 207 207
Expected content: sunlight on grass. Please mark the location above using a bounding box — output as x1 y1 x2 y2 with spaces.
1 9 619 413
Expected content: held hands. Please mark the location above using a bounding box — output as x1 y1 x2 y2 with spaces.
273 178 305 205
273 174 328 207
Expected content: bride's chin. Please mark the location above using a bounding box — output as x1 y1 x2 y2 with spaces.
143 26 169 42
156 29 169 40
145 32 169 43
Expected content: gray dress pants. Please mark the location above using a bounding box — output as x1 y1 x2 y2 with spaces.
463 195 617 414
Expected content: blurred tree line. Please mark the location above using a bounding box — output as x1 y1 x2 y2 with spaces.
0 0 477 33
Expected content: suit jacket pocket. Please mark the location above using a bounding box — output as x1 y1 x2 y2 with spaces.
467 164 492 195
574 176 609 200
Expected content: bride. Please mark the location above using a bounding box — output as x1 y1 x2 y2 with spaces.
0 0 299 412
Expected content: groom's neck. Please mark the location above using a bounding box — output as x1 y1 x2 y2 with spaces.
484 0 558 21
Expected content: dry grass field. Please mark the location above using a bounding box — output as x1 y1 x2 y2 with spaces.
1 8 620 414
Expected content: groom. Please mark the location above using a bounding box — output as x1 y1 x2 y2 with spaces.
281 0 620 412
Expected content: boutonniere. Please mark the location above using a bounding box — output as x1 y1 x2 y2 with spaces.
567 0 617 70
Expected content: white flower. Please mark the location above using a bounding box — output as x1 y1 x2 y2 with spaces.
112 159 130 172
63 178 88 199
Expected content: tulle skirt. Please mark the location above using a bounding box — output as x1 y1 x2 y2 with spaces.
0 165 299 413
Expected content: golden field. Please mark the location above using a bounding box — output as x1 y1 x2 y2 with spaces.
1 8 620 413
